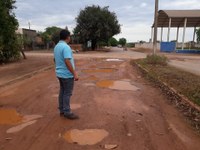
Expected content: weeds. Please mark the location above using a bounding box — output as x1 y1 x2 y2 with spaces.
134 59 200 106
144 54 168 66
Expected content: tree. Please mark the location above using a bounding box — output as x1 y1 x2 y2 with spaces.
108 37 118 46
41 26 62 47
74 5 121 50
0 0 20 62
196 28 200 43
118 38 127 47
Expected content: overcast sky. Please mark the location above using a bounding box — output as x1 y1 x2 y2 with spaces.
15 0 200 42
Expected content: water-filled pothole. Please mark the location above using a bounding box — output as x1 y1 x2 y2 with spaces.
63 129 109 145
96 80 140 91
83 75 99 81
0 109 42 133
82 68 116 73
0 109 22 125
105 59 124 62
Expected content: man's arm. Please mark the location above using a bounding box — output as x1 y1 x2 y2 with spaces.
65 59 79 81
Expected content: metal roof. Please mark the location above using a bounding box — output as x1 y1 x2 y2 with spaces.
153 10 200 28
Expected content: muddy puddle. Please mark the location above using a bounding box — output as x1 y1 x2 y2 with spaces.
0 109 23 125
82 68 116 73
105 59 124 62
63 129 109 145
96 80 140 91
0 108 42 133
89 65 97 68
83 75 99 81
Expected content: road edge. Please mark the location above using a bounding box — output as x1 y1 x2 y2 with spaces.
0 65 54 89
134 62 200 132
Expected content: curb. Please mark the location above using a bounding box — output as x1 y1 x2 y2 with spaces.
134 62 200 131
0 65 54 89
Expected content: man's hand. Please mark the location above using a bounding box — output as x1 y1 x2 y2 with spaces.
65 59 79 81
74 72 79 81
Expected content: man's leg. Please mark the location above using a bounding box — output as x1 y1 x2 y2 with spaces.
58 78 64 114
62 78 79 119
62 78 74 115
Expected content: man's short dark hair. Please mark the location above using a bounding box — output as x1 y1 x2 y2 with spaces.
60 30 70 40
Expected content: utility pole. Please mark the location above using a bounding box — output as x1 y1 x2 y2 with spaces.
153 0 159 55
28 21 31 30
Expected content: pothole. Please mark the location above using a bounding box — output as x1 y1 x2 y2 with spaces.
105 59 124 62
83 75 99 81
82 68 116 73
0 109 23 125
96 80 114 88
89 65 97 68
83 83 96 87
96 80 140 91
0 109 42 133
63 129 109 145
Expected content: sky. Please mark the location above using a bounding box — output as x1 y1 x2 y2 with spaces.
14 0 200 42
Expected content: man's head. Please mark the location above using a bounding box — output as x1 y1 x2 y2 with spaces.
60 30 71 43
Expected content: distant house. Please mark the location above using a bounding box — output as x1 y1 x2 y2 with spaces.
16 28 37 50
16 28 37 41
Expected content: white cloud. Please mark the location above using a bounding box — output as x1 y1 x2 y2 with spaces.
161 0 200 9
140 2 147 8
14 0 200 42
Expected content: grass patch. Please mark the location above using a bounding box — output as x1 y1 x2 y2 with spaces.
144 54 168 66
135 55 200 106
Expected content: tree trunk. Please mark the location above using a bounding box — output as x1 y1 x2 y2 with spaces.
20 50 26 59
91 39 97 50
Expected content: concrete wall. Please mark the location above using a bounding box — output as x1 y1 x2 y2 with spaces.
136 42 200 50
135 43 160 49
195 44 200 48
176 43 200 48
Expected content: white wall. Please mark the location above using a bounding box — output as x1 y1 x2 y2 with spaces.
135 43 161 50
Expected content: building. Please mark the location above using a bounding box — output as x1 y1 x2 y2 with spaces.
16 28 37 50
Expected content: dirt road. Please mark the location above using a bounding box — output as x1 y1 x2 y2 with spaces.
0 57 200 150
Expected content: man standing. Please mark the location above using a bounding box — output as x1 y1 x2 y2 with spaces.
54 30 79 120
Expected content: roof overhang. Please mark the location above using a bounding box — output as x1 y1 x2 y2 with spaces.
153 10 200 28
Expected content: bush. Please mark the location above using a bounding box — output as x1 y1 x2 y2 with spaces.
144 54 168 66
108 37 118 46
0 0 21 63
97 41 108 47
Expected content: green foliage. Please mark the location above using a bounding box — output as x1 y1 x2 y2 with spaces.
196 28 200 42
41 26 62 44
126 42 135 48
108 37 118 46
144 54 168 66
74 5 121 50
118 38 127 46
0 0 20 62
97 41 108 47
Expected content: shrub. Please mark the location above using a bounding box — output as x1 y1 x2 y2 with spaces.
144 54 168 66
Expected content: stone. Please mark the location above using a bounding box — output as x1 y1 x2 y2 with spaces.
105 144 118 149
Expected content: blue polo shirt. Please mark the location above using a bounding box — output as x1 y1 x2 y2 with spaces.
54 41 75 79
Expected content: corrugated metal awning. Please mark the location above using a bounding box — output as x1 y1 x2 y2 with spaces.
153 10 200 27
